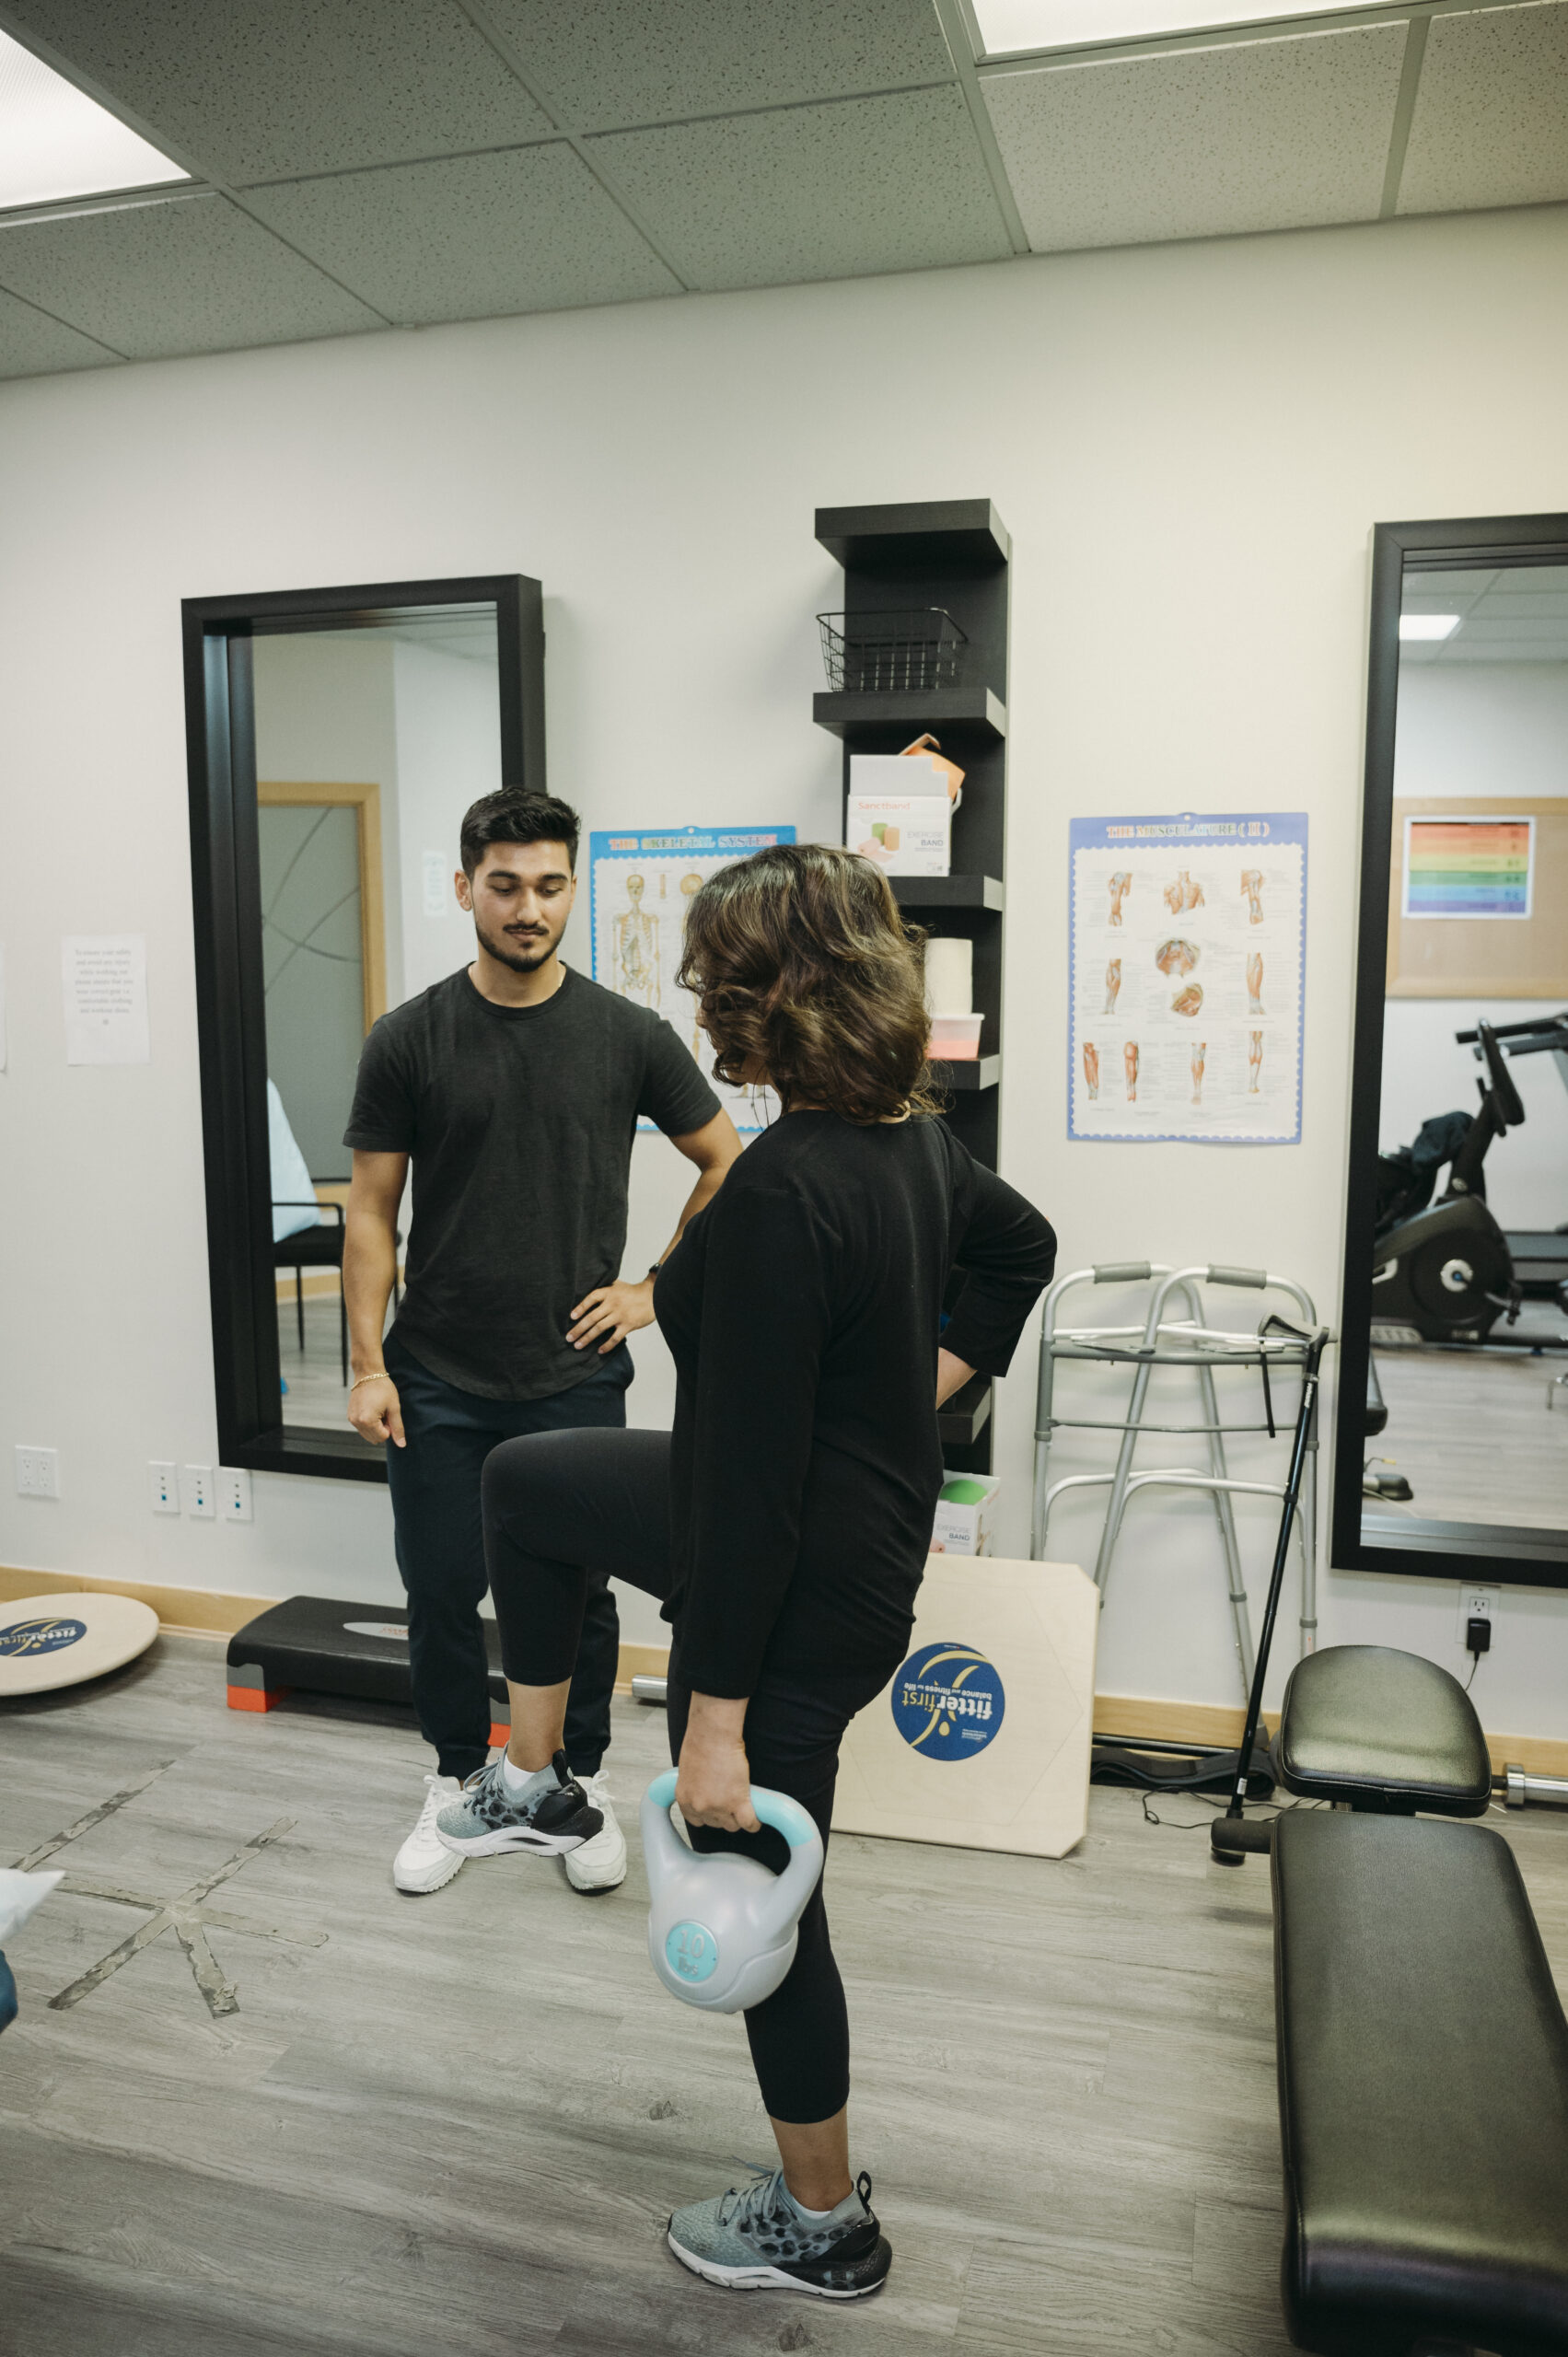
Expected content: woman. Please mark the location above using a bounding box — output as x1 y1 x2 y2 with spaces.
437 843 1056 2301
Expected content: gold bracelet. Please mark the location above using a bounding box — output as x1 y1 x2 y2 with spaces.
349 1370 389 1390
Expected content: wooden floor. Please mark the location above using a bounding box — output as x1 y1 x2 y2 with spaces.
277 1292 354 1431
4 1636 1568 2357
1371 1333 1568 1529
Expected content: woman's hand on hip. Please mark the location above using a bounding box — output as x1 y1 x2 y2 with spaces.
568 1274 656 1353
677 1692 761 1833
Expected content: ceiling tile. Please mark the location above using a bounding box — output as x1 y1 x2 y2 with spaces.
0 0 551 182
0 192 381 360
981 24 1407 251
1398 2 1568 215
483 0 955 131
245 145 680 324
586 87 1010 293
0 283 120 377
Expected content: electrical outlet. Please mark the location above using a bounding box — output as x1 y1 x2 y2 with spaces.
15 1445 59 1499
180 1464 215 1519
218 1467 252 1524
149 1460 179 1515
1457 1584 1499 1642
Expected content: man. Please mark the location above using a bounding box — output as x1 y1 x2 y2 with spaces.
342 790 740 1896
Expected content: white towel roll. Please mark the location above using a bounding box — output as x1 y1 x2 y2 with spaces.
925 935 973 1016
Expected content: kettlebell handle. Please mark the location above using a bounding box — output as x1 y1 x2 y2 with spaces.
645 1768 818 1851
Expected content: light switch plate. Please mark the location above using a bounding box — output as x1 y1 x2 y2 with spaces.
180 1464 215 1519
219 1467 252 1523
149 1460 179 1515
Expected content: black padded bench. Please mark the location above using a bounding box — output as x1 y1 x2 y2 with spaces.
1262 1644 1568 2354
1274 1810 1568 2356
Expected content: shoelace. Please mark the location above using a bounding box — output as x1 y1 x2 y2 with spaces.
716 2163 795 2234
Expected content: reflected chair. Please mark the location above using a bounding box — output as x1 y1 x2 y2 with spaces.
273 1198 403 1390
273 1200 347 1384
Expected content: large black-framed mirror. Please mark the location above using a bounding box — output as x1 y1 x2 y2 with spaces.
1334 514 1568 1584
183 574 545 1481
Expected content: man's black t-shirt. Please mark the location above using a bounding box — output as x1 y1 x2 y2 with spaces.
343 966 720 1401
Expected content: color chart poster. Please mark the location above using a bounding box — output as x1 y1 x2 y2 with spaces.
1402 815 1534 919
1068 813 1307 1144
588 823 795 1133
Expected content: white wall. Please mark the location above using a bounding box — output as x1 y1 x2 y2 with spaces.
5 200 1568 1731
1393 660 1568 801
1381 660 1568 1223
390 640 502 1004
252 633 404 1006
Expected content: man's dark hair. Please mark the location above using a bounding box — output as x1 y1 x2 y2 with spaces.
459 790 581 877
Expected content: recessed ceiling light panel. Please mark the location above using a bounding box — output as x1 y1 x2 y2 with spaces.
1400 615 1461 641
974 0 1382 58
0 29 188 213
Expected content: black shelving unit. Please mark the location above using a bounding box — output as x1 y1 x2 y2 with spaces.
814 498 1011 1475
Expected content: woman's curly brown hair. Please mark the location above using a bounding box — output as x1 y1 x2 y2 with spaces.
676 842 942 1125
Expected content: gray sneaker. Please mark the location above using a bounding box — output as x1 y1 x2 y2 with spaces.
667 2165 890 2299
435 1749 603 1859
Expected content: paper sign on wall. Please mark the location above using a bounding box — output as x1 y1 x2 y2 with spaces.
588 825 796 1134
422 850 451 919
63 935 150 1065
1403 814 1534 919
1068 813 1307 1144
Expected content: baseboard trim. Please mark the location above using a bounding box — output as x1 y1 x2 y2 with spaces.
613 1641 673 1696
1090 1689 1568 1780
4 1572 1562 1776
0 1562 272 1637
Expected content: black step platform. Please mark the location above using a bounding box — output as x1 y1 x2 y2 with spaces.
1274 1809 1568 2356
226 1595 509 1746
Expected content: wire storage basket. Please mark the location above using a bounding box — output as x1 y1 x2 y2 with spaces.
817 609 966 695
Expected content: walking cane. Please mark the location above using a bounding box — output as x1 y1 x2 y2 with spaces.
1211 1322 1330 1865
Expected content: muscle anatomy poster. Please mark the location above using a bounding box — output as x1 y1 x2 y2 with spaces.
1068 813 1307 1144
588 824 796 1133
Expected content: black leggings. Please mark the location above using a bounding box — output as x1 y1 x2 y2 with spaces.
482 1424 897 2125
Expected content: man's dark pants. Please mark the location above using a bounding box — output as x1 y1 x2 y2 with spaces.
382 1332 632 1783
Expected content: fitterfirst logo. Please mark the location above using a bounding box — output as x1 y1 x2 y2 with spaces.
890 1642 1005 1761
0 1617 87 1659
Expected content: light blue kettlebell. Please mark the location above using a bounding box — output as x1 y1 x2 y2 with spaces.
641 1769 825 2015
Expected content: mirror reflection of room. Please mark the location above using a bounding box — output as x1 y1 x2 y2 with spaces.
1368 563 1568 1538
255 605 501 1430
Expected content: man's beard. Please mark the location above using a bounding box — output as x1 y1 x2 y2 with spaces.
473 914 559 973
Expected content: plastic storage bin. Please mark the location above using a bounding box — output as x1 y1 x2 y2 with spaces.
931 1014 982 1060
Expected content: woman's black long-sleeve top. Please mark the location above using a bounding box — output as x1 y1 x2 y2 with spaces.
651 1111 1057 1698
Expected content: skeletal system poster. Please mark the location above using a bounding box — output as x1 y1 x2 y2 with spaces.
1068 813 1307 1144
588 824 796 1133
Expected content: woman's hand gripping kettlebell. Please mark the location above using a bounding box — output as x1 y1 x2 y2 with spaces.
676 1693 762 1833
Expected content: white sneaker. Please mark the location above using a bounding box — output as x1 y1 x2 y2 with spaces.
564 1769 628 1893
394 1773 465 1894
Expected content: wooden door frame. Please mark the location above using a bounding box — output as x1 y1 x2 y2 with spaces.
257 779 388 1025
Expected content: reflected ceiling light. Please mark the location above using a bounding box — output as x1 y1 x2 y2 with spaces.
974 0 1379 56
1400 615 1461 641
0 29 187 213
